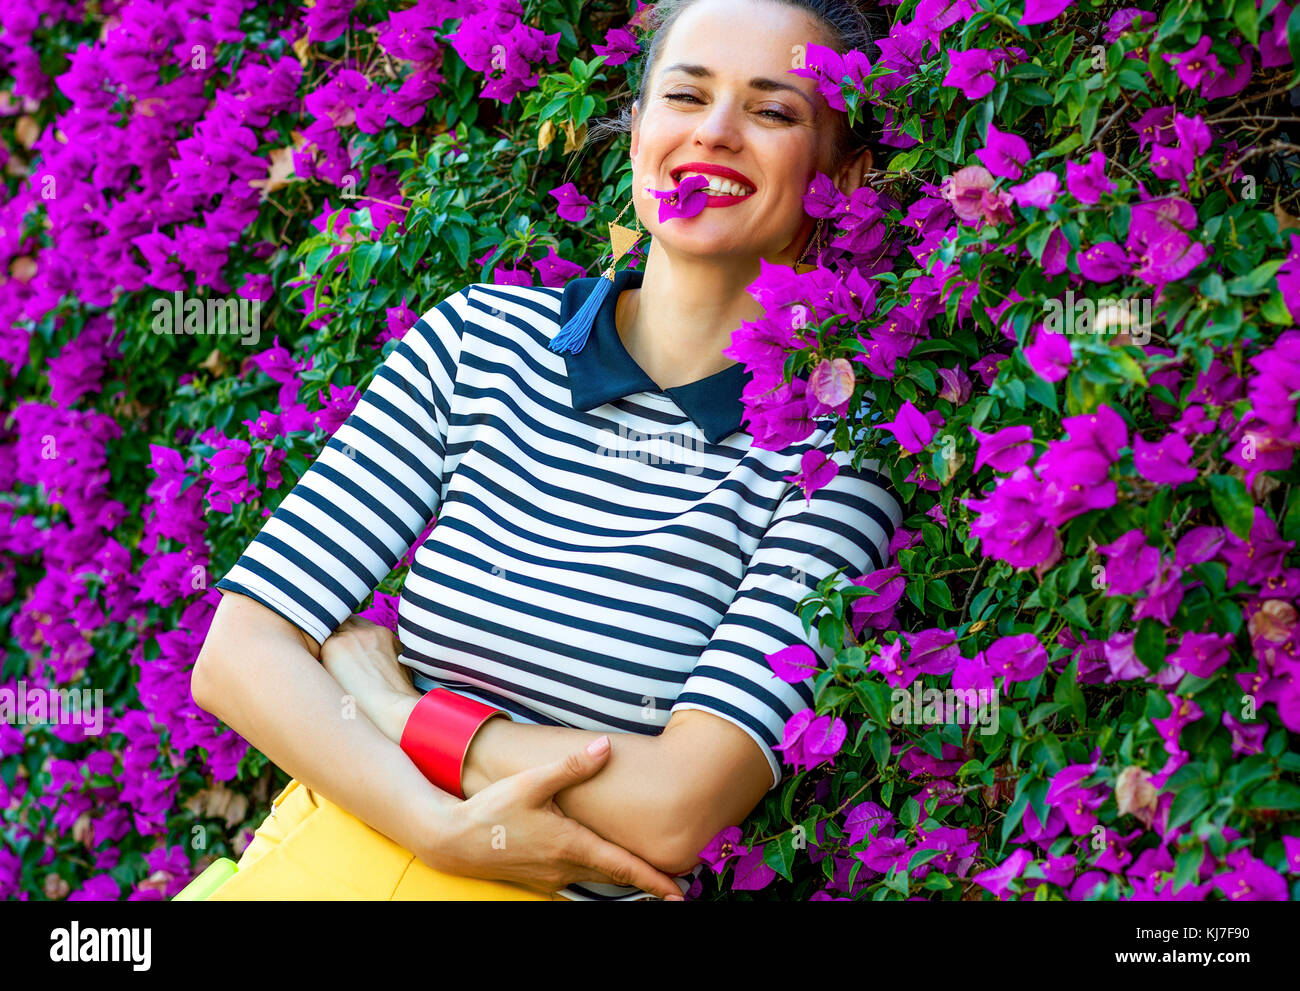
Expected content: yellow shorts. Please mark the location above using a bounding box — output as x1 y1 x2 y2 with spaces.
208 779 572 901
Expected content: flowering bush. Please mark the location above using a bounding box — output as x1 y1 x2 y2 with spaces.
1 0 1297 901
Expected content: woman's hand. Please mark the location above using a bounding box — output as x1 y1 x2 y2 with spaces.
426 735 686 900
320 615 420 743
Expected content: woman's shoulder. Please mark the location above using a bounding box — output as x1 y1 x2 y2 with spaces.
435 279 575 354
457 279 568 324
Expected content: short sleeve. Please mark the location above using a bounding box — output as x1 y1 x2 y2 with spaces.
669 444 904 790
213 286 474 646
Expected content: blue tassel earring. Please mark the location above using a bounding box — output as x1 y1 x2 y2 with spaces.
549 198 644 355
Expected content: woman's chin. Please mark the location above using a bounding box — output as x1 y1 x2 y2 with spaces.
655 230 764 260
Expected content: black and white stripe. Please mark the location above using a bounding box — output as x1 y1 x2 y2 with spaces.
217 275 903 900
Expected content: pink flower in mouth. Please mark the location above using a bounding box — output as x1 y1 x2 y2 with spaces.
647 173 712 221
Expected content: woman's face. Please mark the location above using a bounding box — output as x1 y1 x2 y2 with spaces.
629 0 863 268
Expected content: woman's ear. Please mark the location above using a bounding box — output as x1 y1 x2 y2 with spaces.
630 100 640 157
837 145 874 197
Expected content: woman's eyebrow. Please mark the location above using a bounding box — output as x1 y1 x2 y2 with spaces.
658 62 814 109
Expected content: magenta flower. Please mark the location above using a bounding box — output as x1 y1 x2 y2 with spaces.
1126 197 1207 288
1077 241 1134 283
974 848 1032 897
1150 114 1211 192
936 364 972 404
699 825 744 872
904 627 962 677
548 182 593 223
968 424 1035 472
788 42 851 112
1023 326 1072 382
1045 761 1107 834
1222 709 1267 755
1211 850 1288 900
952 652 996 694
963 467 1063 570
985 632 1049 682
1282 836 1300 873
844 801 895 846
803 714 848 769
849 564 905 633
1098 529 1161 595
774 709 812 762
1131 105 1175 151
1008 171 1060 209
943 48 998 99
1019 0 1075 25
877 400 937 453
784 446 841 504
730 845 778 891
1162 36 1221 93
1275 233 1300 322
1066 151 1117 204
975 121 1031 179
767 643 820 683
1133 431 1198 485
648 173 710 221
592 26 639 67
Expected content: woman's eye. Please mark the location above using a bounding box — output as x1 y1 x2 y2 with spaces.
665 93 793 122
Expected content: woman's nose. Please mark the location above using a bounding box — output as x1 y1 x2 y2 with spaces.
692 98 744 147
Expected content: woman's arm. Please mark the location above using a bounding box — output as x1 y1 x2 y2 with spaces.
192 591 686 898
191 591 454 860
463 710 775 876
327 618 774 877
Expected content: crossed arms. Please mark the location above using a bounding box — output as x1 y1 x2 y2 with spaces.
191 589 774 894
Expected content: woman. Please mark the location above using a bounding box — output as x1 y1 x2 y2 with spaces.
190 0 902 902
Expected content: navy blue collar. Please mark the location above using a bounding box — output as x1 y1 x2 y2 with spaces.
558 266 753 445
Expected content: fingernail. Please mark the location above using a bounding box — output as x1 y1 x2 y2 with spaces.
665 894 684 901
586 735 610 755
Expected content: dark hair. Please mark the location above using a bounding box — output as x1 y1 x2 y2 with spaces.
587 0 885 171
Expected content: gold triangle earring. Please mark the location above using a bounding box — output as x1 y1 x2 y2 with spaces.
794 217 826 275
548 198 646 355
606 197 645 273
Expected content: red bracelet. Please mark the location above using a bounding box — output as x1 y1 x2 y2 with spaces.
399 688 510 799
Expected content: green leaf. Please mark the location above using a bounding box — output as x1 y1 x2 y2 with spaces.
1249 780 1300 811
908 847 944 871
1289 1 1300 70
1207 474 1255 539
869 728 891 769
1171 845 1204 893
1001 788 1030 846
1282 490 1300 543
926 579 955 610
763 830 799 881
780 770 804 821
1133 618 1167 672
1168 784 1210 831
1233 0 1260 45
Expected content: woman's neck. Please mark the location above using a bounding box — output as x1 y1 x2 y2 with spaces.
615 240 764 390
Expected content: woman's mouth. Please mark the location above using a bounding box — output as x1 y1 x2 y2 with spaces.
670 169 756 200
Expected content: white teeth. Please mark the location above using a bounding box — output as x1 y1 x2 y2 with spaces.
677 171 753 196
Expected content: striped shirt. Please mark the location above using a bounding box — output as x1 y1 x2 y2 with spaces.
215 265 903 900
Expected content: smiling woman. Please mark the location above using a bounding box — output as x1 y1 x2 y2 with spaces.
584 0 887 390
188 0 902 904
